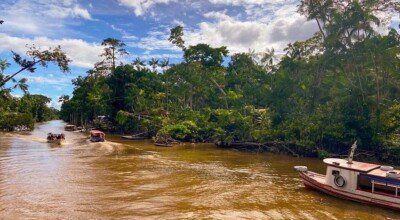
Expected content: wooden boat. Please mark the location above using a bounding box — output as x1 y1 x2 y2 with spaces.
154 142 173 147
122 135 147 140
47 133 66 145
121 132 148 140
64 124 77 131
294 141 400 210
90 130 105 142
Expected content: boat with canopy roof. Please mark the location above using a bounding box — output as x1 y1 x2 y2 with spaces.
294 141 400 210
90 130 105 142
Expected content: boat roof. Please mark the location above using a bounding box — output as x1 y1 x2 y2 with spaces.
90 130 105 134
65 124 76 127
323 158 380 172
366 167 400 178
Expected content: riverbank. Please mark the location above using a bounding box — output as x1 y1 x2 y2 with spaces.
216 141 400 166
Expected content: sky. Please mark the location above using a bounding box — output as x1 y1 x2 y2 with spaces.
0 0 399 109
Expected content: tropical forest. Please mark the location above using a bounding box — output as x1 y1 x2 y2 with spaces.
1 1 400 163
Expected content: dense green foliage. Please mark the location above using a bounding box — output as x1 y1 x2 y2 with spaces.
58 2 400 158
0 93 58 131
0 112 35 131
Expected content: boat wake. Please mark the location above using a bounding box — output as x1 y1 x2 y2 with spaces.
87 140 127 154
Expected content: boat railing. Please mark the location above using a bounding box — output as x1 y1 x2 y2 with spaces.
359 174 400 198
371 180 398 197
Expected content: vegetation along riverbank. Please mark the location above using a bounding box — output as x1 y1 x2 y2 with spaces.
1 2 400 164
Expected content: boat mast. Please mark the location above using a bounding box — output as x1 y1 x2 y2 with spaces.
347 141 357 164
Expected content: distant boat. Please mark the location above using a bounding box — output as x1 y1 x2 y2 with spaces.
47 133 66 145
294 141 400 211
121 132 148 140
121 135 146 140
154 142 173 147
64 124 77 131
90 130 105 142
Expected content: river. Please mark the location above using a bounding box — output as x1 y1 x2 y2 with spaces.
0 120 398 219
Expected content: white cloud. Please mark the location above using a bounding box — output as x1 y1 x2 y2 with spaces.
129 30 179 52
118 0 178 16
0 34 103 68
0 0 92 36
45 4 92 20
118 1 316 56
208 0 294 6
25 75 71 86
204 10 235 22
111 25 138 40
48 99 62 109
182 9 317 54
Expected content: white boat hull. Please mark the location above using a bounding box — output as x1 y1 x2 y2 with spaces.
298 171 400 211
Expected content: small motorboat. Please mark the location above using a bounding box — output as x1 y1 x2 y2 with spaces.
154 142 173 147
121 135 147 140
47 133 66 145
294 141 400 210
64 124 77 131
121 132 148 140
90 130 105 142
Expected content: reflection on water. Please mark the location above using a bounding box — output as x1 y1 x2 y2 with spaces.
0 120 398 219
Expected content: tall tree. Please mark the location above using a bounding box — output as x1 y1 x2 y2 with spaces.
99 38 128 74
168 25 185 50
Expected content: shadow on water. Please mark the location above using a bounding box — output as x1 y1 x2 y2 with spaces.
0 120 399 219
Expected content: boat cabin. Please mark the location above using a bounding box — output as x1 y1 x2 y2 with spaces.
65 124 77 131
324 158 400 198
90 130 105 142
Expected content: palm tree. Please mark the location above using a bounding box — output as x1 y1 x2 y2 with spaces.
132 57 145 70
0 59 28 94
148 58 159 72
261 48 277 72
12 78 28 94
0 59 10 72
160 58 169 70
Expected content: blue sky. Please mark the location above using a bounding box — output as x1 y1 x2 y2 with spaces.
1 0 399 109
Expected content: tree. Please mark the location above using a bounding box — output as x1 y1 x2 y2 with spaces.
58 95 70 104
184 43 229 108
132 57 146 70
0 59 28 95
20 94 52 122
0 45 71 88
298 0 399 51
168 25 185 50
148 58 159 71
98 38 128 73
160 58 170 111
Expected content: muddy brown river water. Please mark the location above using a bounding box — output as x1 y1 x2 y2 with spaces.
0 120 399 219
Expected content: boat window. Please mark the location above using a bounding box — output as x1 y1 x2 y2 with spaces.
332 170 340 176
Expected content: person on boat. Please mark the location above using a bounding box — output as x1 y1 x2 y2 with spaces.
56 133 65 140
